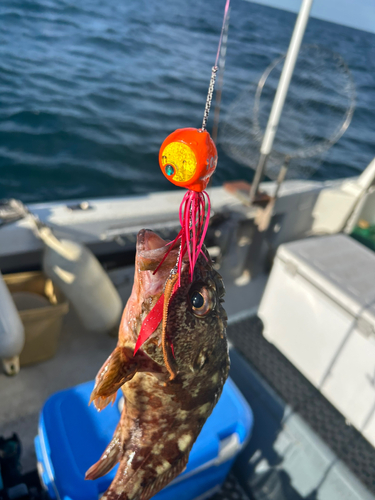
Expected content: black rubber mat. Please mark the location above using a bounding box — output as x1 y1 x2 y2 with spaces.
227 315 375 495
212 472 252 500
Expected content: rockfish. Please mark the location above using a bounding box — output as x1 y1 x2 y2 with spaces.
86 229 229 500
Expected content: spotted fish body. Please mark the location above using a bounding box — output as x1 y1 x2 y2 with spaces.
86 229 229 500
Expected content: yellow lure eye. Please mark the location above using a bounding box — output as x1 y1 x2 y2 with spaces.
161 142 197 183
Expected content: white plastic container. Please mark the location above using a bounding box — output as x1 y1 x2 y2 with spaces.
363 411 375 447
258 234 375 446
0 271 25 375
40 228 122 334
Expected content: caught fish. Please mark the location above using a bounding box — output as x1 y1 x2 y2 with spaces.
86 229 229 500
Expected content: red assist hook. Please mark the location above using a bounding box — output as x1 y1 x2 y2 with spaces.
157 127 216 282
134 130 215 357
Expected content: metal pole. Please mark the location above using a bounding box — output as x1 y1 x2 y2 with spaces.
249 0 314 204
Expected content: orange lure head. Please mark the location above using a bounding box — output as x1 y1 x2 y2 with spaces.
159 128 217 192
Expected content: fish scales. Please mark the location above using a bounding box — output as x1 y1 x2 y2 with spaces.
86 229 229 500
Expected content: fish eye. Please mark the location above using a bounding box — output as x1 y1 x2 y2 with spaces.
190 287 215 317
191 291 204 309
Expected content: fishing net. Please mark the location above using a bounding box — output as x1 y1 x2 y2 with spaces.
220 44 356 180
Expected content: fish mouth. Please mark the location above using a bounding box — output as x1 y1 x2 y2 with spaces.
137 229 168 254
136 229 180 298
137 229 179 272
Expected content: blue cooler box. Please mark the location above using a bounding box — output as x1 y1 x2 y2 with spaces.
35 378 253 500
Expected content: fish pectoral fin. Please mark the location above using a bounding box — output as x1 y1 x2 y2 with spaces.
89 346 138 410
90 346 164 411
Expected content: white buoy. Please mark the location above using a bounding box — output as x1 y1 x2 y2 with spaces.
0 271 25 375
40 227 123 334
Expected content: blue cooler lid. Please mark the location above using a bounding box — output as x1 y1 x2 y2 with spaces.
36 377 253 500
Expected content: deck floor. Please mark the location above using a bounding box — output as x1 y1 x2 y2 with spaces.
2 265 375 500
228 315 375 497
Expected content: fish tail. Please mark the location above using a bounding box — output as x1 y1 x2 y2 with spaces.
140 453 189 500
100 450 189 500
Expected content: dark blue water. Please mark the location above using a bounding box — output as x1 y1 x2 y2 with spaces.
0 0 374 203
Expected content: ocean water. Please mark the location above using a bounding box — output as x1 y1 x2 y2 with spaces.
0 0 374 203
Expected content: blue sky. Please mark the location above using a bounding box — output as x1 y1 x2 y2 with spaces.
247 0 375 33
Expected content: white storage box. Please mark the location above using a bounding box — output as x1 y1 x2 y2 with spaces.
258 234 375 446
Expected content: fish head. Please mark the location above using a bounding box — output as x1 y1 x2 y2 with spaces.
121 229 227 377
165 246 228 376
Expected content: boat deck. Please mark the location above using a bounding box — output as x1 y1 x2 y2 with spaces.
1 266 375 500
228 316 375 498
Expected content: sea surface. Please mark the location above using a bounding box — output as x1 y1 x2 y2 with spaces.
0 0 374 203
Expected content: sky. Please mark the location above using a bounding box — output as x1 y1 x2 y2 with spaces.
247 0 375 33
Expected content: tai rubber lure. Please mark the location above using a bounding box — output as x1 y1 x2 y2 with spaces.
134 0 231 357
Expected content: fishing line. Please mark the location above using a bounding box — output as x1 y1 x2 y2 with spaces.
212 4 231 143
202 0 231 131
